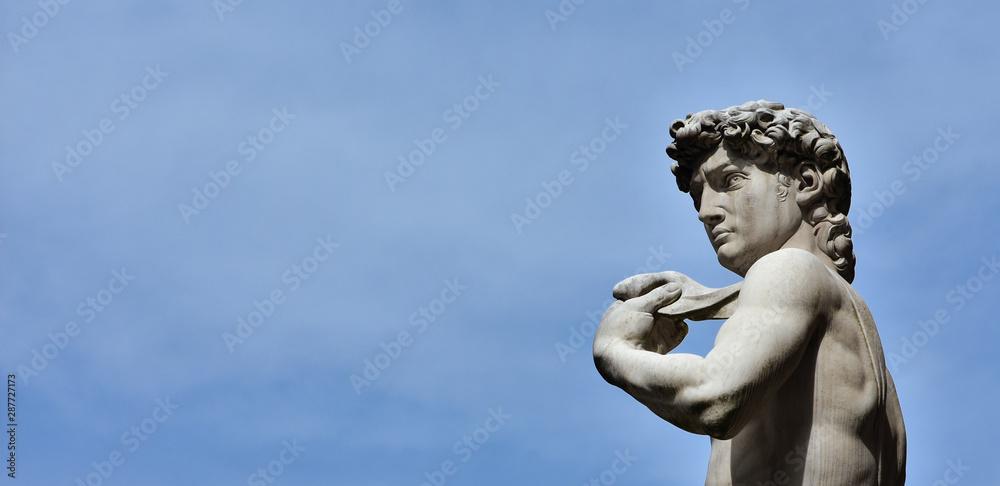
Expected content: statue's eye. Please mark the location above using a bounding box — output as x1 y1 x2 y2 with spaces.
725 174 746 188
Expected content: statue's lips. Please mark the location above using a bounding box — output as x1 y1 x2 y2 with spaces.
711 228 732 245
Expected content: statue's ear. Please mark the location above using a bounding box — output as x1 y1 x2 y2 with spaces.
794 162 823 206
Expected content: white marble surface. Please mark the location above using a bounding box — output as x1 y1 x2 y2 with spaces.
594 101 905 485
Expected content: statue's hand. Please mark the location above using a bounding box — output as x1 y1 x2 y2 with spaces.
616 271 742 322
643 314 688 355
613 271 706 302
596 272 689 356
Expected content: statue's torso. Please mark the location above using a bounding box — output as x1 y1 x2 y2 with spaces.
705 269 905 485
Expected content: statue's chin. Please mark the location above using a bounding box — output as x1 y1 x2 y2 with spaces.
715 248 752 277
718 260 745 277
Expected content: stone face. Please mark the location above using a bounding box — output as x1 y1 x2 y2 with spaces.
593 100 905 485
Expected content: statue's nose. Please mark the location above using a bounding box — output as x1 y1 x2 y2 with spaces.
697 192 725 225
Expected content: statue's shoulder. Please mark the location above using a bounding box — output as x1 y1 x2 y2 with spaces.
742 248 840 304
747 247 831 274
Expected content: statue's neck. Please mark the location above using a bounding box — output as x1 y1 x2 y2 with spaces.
779 221 839 275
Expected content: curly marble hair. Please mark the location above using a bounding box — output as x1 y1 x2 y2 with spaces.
666 100 856 282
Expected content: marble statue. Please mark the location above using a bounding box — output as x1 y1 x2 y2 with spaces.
593 100 906 484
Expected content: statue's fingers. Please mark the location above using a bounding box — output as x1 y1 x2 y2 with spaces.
613 272 681 300
623 282 682 314
644 317 689 354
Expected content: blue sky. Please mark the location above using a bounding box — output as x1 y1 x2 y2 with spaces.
2 1 998 484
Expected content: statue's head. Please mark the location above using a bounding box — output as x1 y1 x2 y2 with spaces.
666 100 855 282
